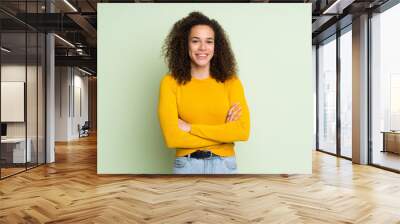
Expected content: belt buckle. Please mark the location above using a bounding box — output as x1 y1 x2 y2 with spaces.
203 150 213 159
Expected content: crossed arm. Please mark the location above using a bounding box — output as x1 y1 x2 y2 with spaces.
158 76 250 149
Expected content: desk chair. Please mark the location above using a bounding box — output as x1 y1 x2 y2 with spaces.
79 121 90 138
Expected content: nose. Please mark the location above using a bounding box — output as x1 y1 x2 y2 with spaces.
199 42 206 50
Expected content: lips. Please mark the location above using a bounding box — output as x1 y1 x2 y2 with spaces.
196 54 208 59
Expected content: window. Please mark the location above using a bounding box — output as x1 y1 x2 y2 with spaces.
339 28 352 158
317 36 337 154
371 3 400 171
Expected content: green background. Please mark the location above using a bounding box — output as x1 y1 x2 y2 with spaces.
98 3 312 174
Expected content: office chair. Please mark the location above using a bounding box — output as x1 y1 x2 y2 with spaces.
79 121 90 138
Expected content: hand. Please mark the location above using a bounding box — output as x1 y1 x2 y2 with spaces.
178 118 191 132
226 103 242 123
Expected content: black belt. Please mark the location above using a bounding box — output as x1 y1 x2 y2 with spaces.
185 150 219 159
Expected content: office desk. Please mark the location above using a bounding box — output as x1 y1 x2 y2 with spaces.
381 131 400 154
1 138 32 163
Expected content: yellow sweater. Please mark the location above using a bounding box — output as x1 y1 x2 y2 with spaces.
158 74 250 157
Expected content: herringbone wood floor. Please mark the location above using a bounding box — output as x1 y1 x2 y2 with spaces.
1 134 400 224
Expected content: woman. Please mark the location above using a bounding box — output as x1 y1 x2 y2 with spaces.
158 12 250 174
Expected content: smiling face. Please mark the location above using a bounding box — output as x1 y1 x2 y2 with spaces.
188 25 215 69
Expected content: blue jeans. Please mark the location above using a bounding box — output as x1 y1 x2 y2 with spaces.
173 156 237 174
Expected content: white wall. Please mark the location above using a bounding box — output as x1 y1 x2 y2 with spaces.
1 65 40 137
1 65 26 137
55 66 70 141
55 67 89 141
72 73 89 138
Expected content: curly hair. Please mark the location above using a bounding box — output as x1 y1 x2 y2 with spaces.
163 11 237 85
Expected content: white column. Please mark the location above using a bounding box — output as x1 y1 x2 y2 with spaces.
46 32 55 163
352 14 369 164
45 0 55 163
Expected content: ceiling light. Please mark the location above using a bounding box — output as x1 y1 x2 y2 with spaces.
78 67 93 76
76 48 85 55
1 47 11 53
54 34 75 48
322 0 355 14
63 0 78 12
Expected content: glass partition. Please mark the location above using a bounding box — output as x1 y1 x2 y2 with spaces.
1 31 28 177
0 1 46 179
38 32 45 165
27 31 38 169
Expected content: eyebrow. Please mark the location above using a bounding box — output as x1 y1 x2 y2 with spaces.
190 37 215 40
